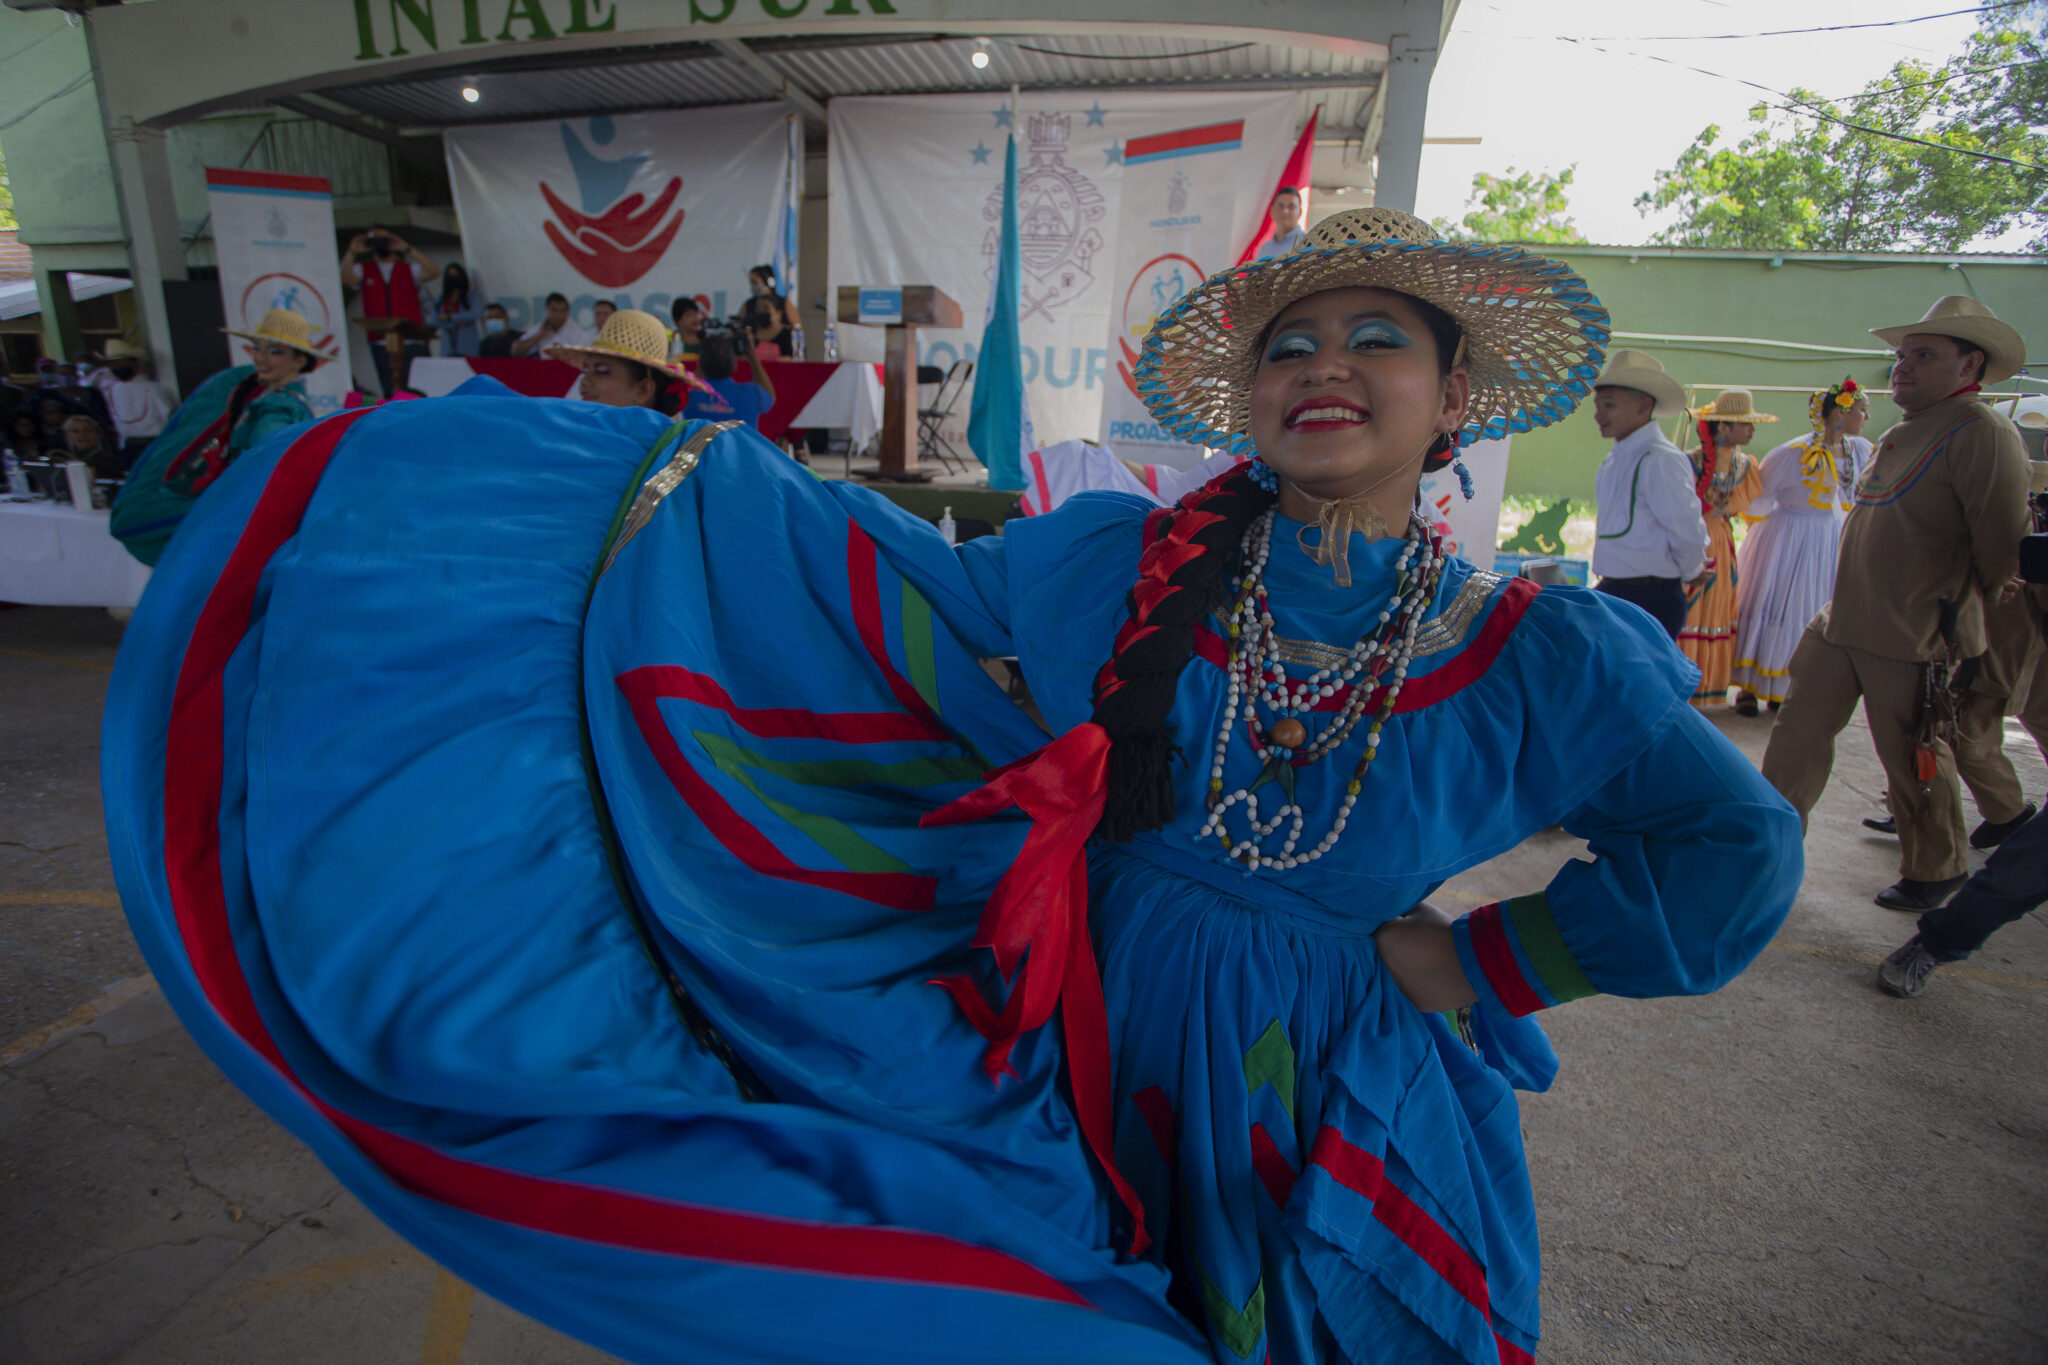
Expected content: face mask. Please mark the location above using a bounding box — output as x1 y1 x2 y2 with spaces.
484 318 507 334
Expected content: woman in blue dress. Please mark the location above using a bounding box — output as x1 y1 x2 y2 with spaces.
103 209 1800 1365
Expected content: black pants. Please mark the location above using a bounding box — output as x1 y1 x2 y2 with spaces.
1919 800 2048 960
1597 575 1687 641
371 340 429 397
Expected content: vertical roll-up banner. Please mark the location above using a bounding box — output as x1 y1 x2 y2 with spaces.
1419 437 1510 569
204 168 351 418
829 92 1293 464
446 104 788 333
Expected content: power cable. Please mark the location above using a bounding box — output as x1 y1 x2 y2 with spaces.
1560 39 2042 170
1573 4 2026 42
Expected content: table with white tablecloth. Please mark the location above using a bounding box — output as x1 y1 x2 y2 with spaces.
0 499 153 608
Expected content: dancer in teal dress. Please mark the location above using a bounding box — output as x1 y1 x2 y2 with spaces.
103 209 1800 1365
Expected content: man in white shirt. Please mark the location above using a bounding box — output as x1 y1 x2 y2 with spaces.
100 340 177 469
1253 186 1309 261
512 292 597 356
1588 349 1707 641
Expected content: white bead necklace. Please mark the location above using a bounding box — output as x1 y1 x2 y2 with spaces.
1195 508 1445 871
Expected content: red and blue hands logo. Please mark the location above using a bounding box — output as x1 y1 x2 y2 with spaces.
541 117 684 288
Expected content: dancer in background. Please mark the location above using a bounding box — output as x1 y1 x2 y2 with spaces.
1730 379 1868 716
111 307 331 565
1680 389 1771 708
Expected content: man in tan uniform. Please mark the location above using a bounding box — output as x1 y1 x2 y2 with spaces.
1762 296 2032 910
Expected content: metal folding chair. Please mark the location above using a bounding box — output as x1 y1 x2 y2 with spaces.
918 360 974 474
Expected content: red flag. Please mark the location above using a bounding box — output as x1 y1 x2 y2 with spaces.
1236 108 1320 265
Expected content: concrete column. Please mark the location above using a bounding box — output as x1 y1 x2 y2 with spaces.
102 115 188 391
33 268 82 364
1374 30 1441 215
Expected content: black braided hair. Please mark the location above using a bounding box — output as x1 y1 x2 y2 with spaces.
1090 468 1276 843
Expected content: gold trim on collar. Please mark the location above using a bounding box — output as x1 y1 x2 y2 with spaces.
1263 570 1505 669
599 420 741 578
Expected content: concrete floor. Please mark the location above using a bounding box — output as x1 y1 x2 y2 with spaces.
2 602 2043 1364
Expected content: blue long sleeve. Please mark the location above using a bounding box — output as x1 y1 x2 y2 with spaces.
1454 704 1801 1014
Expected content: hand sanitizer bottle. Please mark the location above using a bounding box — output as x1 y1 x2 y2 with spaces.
938 505 956 547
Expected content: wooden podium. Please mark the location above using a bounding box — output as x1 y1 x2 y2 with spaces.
358 317 438 392
837 285 962 482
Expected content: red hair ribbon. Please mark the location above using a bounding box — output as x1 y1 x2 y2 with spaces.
920 721 1149 1256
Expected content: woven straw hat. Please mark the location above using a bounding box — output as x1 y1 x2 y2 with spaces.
549 309 707 390
1132 207 1611 454
1693 388 1778 424
1592 349 1687 418
103 338 147 362
223 308 338 365
1871 295 2027 384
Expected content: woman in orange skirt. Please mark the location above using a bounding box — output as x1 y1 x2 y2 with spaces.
1679 389 1774 708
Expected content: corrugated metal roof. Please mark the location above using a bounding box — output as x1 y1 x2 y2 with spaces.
326 31 1382 135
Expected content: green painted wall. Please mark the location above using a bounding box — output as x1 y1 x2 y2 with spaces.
1506 248 2048 502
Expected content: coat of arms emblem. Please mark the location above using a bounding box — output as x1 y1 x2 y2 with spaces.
1166 172 1190 215
984 112 1105 323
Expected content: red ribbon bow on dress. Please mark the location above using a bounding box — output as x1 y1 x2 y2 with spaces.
920 720 1150 1256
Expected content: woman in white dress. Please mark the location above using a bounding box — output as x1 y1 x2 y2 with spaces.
1730 378 1873 714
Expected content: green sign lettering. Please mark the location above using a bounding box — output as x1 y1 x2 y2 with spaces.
760 0 808 16
352 0 380 59
565 0 617 32
498 0 558 41
690 0 736 20
386 0 438 54
460 0 488 44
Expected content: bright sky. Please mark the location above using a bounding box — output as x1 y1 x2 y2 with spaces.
1414 0 2006 247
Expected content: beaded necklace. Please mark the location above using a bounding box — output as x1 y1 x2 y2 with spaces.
1197 508 1445 870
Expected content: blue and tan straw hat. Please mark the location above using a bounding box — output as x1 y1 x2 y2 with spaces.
1132 207 1611 455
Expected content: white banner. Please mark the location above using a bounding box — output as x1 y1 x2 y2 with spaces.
203 168 351 419
828 91 1295 457
1099 116 1291 467
446 105 790 333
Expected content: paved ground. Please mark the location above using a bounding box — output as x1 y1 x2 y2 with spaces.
2 602 2044 1364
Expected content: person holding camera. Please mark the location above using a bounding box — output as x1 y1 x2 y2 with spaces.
1761 297 2032 912
682 325 776 432
739 265 801 359
341 226 442 395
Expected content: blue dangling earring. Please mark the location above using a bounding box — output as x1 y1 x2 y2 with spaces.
1246 456 1279 494
1455 459 1475 500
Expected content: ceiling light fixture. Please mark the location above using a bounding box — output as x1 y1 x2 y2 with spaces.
461 82 480 103
970 39 991 70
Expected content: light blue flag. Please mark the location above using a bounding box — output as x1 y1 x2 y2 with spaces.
968 129 1032 491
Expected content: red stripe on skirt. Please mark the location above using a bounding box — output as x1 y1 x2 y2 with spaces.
1310 1126 1530 1364
160 415 1086 1306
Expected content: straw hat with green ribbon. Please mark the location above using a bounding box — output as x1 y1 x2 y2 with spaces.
1131 207 1612 454
1693 388 1778 424
549 309 710 391
223 308 339 365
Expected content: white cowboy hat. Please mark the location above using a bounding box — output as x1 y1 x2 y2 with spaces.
103 338 148 362
1870 295 2027 385
1693 388 1778 424
1592 348 1687 418
1133 207 1611 454
223 307 339 365
548 309 710 391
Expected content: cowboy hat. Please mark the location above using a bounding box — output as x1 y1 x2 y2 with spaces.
223 308 339 365
1132 207 1611 454
548 309 709 391
102 339 148 362
2016 409 2048 430
1693 388 1778 424
1592 349 1688 418
1870 295 2027 384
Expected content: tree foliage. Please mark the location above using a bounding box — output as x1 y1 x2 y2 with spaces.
0 145 15 232
1637 10 2048 252
1432 165 1587 245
